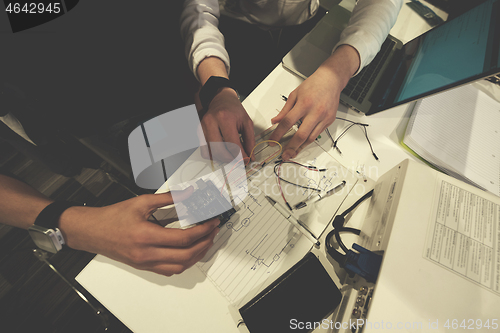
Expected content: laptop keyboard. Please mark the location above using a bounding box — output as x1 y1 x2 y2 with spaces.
342 38 396 104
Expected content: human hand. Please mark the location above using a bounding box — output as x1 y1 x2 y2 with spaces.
59 187 220 276
199 87 255 163
269 45 360 160
269 69 342 160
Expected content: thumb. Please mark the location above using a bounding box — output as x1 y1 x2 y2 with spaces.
147 186 195 210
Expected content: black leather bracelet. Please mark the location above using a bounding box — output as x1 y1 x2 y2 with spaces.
34 201 81 230
199 76 239 110
30 201 86 253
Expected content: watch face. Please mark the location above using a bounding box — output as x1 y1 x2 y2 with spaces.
28 227 58 253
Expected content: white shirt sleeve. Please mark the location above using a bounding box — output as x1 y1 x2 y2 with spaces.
334 0 404 76
181 0 403 80
180 0 230 82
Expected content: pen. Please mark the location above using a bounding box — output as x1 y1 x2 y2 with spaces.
294 180 346 210
265 196 320 246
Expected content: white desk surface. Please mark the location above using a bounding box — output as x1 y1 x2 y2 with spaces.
75 2 448 332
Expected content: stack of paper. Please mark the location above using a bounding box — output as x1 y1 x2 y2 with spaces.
403 83 500 196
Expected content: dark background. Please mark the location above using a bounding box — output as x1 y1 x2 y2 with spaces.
1 1 196 137
1 4 195 331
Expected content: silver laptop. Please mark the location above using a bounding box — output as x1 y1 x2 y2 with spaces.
283 0 500 115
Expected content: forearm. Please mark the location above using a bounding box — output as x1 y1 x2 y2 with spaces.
336 0 403 74
181 0 230 81
197 57 239 101
0 175 52 229
197 56 229 84
319 44 360 89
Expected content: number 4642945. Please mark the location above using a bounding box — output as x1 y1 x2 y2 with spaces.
444 319 498 330
5 3 61 14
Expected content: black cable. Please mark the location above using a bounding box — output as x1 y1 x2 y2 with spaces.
273 160 327 210
275 160 322 170
363 127 379 160
335 232 349 253
325 127 334 145
336 226 362 251
339 189 374 218
332 123 357 155
333 123 356 148
326 226 362 261
273 162 324 192
325 118 367 152
325 229 346 263
325 190 374 263
336 117 369 127
331 118 379 160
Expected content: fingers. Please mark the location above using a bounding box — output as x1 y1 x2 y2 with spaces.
145 218 220 247
219 125 250 162
129 224 219 266
197 88 255 163
136 188 194 216
127 193 220 246
281 119 326 160
270 94 314 160
146 243 214 276
270 87 338 160
202 116 253 163
128 222 220 276
201 118 235 162
201 116 248 163
82 192 223 278
240 119 256 162
269 92 296 145
271 91 296 125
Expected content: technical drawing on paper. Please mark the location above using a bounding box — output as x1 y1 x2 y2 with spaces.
246 234 294 270
196 189 305 307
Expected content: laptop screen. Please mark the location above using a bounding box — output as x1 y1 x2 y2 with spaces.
387 0 500 107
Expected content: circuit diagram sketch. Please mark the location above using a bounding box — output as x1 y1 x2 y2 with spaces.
223 186 262 232
275 157 343 203
194 132 357 308
301 167 337 195
224 201 254 232
246 234 294 270
196 189 303 307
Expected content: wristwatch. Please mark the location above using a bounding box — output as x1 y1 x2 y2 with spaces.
199 76 239 110
28 201 82 253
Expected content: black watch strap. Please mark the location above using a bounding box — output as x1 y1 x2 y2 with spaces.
34 201 80 229
199 76 238 110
